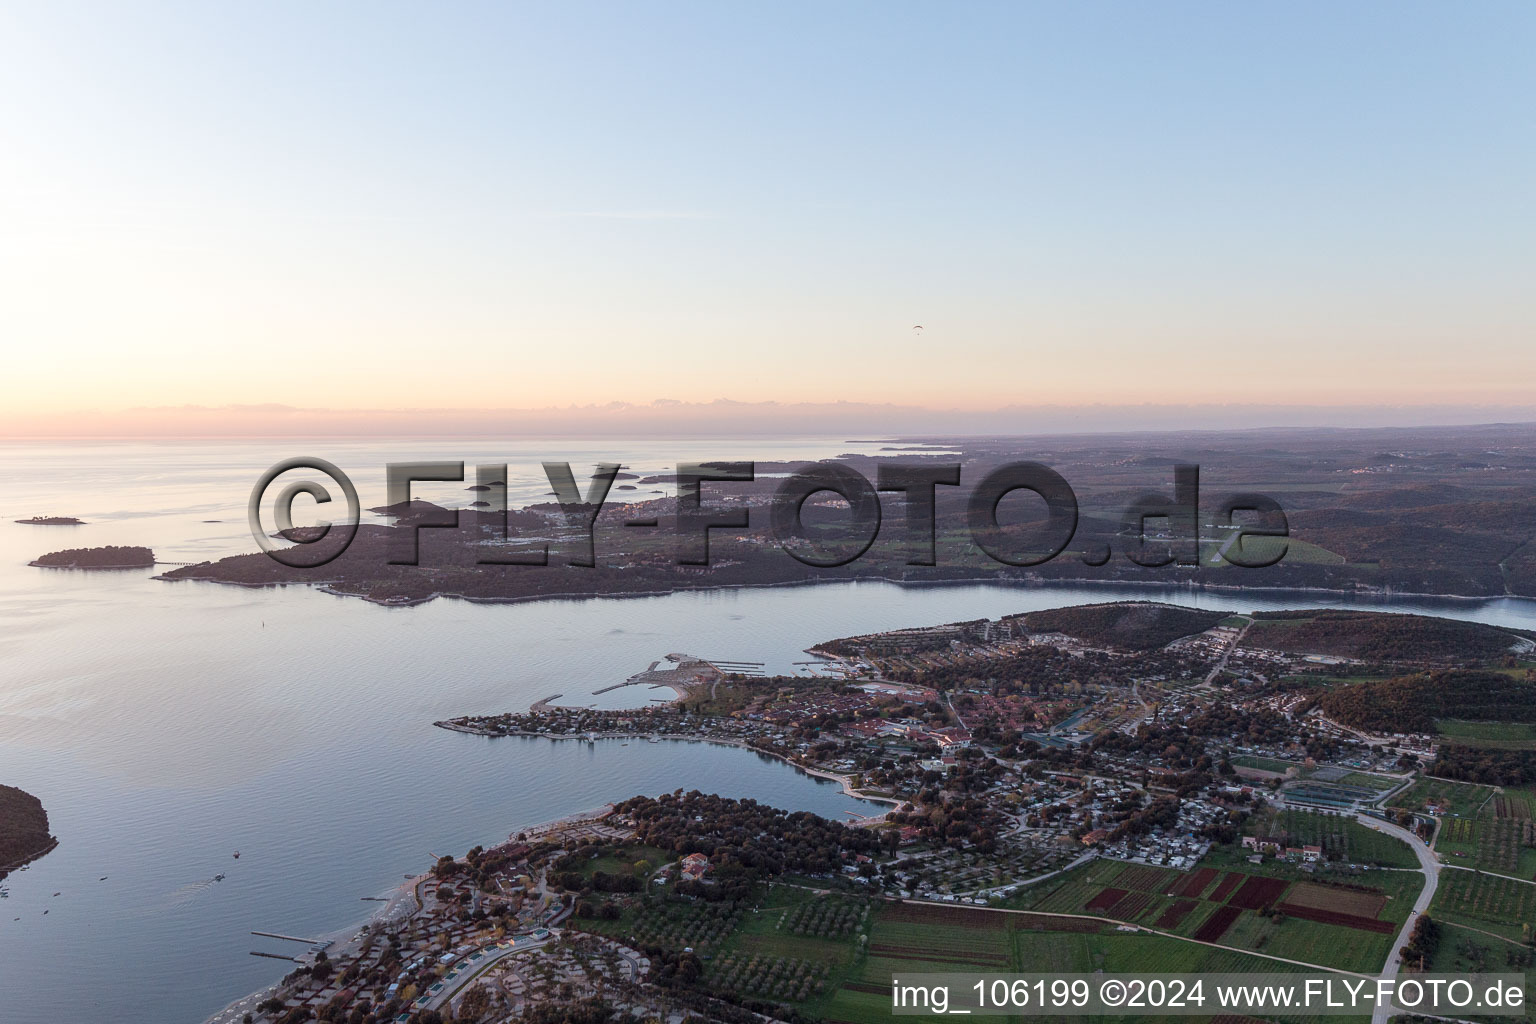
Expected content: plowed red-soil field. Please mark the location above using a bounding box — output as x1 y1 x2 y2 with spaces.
1086 887 1128 911
1275 903 1395 933
1154 900 1197 928
1228 875 1289 909
1209 872 1245 902
1173 868 1218 899
1193 905 1242 942
1107 891 1151 920
871 943 1010 963
884 902 1009 928
1011 913 1104 933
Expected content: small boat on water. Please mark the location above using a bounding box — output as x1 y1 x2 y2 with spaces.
233 851 240 859
214 873 226 882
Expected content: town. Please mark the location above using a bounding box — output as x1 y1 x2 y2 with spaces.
224 600 1536 1024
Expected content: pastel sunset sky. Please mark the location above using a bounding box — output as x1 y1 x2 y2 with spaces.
2 2 1532 435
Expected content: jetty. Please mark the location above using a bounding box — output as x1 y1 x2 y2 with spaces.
251 931 322 944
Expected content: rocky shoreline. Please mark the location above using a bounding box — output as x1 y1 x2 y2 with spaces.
0 785 57 879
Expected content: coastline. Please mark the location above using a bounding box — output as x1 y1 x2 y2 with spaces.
0 785 57 880
158 567 1536 612
203 803 622 1024
203 732 889 1024
29 561 154 570
432 723 901 815
0 836 59 878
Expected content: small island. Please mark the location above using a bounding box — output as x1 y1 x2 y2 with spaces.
14 516 85 526
0 785 56 879
31 545 155 569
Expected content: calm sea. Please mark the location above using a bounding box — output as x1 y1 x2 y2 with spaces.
1 439 1532 1024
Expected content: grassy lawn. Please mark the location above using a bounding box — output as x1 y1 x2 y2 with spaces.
578 844 671 879
1333 771 1402 791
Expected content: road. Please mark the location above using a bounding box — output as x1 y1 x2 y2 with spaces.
419 934 553 1014
896 898 1370 976
1356 811 1440 1024
946 850 1098 898
1200 616 1252 687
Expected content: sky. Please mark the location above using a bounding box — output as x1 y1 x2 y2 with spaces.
1 2 1533 436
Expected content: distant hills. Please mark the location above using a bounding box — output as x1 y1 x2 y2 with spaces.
1248 609 1529 663
1320 668 1536 734
1015 602 1230 650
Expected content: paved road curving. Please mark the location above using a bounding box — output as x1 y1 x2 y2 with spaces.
1356 811 1439 1024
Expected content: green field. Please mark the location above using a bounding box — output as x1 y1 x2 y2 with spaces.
1001 856 1420 975
577 844 672 879
1436 720 1536 750
1232 755 1299 775
1437 816 1536 878
818 900 1368 1024
1332 771 1402 791
1418 921 1536 1024
1251 808 1420 868
1431 868 1536 940
1390 777 1496 818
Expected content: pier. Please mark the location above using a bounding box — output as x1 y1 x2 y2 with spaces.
251 931 322 944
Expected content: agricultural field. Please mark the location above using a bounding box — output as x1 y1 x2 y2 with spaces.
1003 856 1419 974
1432 868 1536 940
818 900 1360 1024
1494 788 1536 820
817 901 1026 1024
1251 808 1420 867
579 896 744 952
1419 922 1536 1024
1434 787 1536 878
1436 720 1536 750
710 953 832 1003
783 895 867 939
1390 777 1497 818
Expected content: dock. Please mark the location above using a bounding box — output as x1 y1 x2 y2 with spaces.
706 659 766 676
251 931 322 944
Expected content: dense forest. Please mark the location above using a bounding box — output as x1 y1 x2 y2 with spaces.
1433 746 1536 786
616 792 880 884
31 545 154 568
1319 669 1536 734
1016 602 1230 650
1247 609 1524 663
0 785 53 875
883 643 1209 694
